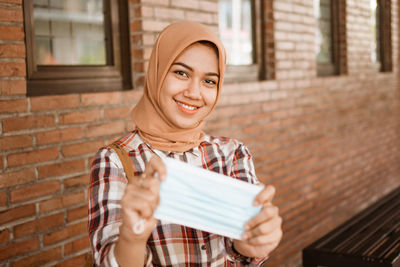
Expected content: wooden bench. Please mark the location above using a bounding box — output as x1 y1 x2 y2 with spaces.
302 186 400 267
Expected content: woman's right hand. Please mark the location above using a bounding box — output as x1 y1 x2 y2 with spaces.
119 155 167 244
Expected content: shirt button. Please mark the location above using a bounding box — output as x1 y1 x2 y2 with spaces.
201 244 206 250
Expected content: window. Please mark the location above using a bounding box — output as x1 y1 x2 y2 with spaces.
370 0 392 72
371 0 380 65
24 0 131 96
218 0 266 82
314 0 347 76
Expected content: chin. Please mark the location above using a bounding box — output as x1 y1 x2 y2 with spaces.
177 123 197 129
174 120 199 129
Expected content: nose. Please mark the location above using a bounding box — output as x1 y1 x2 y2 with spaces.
183 79 201 99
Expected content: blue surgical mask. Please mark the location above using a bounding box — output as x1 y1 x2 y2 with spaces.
153 156 263 240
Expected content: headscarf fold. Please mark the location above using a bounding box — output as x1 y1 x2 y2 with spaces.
131 21 226 152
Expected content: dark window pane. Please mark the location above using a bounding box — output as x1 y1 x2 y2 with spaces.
315 0 333 65
33 0 106 65
370 0 380 63
219 0 253 65
35 36 52 64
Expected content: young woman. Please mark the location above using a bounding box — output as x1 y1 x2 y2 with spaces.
88 21 282 266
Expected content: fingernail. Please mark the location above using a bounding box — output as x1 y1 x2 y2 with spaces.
244 224 250 231
253 200 259 206
241 233 248 240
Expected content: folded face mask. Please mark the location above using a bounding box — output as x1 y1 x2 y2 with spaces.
153 157 263 240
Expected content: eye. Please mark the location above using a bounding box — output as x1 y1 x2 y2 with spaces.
174 70 188 77
204 79 217 85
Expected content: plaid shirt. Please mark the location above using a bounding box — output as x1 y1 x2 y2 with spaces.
88 131 265 266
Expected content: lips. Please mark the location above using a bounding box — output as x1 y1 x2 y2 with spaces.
175 100 199 114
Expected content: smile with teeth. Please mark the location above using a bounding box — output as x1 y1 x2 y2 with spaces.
176 101 198 110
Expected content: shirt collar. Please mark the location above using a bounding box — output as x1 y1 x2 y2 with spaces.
126 131 202 157
151 145 201 157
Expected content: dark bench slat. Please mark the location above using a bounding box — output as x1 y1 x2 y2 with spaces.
333 204 399 253
303 249 395 267
311 187 400 251
321 191 400 252
302 186 400 267
373 226 400 259
339 209 400 255
383 241 400 264
353 214 400 256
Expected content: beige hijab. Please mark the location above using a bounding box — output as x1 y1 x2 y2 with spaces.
131 21 226 152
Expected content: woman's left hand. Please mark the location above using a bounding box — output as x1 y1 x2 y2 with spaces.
233 185 282 259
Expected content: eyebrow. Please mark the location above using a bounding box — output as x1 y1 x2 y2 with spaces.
172 62 220 78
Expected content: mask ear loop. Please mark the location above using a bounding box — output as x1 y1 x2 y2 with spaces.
133 219 145 234
133 172 159 235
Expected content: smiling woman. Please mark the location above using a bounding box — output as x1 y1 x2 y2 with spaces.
88 21 282 267
159 42 219 129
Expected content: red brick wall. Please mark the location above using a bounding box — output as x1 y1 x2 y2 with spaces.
0 0 399 266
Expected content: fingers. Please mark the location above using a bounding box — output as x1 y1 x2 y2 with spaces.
122 183 159 219
136 175 160 195
253 185 275 206
144 155 167 181
121 156 166 219
247 227 282 248
130 197 155 218
119 155 166 240
122 155 165 222
243 185 278 242
124 155 164 217
243 214 282 245
241 201 282 247
245 203 278 230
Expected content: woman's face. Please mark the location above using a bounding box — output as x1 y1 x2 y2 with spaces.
159 42 219 129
